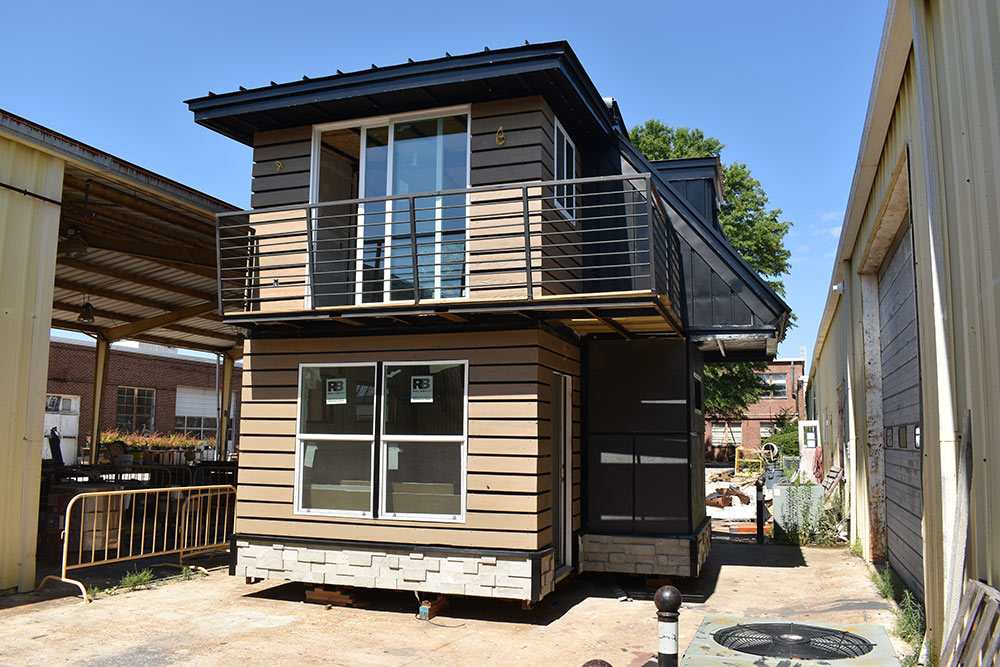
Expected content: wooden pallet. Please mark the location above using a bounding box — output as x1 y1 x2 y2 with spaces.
304 584 365 608
941 579 1000 665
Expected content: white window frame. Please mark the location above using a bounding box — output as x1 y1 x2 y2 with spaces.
378 359 468 523
308 105 472 307
553 117 578 223
292 359 468 524
293 362 378 519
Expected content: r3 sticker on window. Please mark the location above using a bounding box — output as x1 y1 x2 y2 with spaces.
325 378 347 405
410 375 433 403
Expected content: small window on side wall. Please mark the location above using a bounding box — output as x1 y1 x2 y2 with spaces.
554 118 577 222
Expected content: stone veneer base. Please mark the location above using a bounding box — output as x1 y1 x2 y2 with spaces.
579 519 712 577
232 537 555 601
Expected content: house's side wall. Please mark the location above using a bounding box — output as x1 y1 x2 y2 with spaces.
0 134 63 593
237 328 578 552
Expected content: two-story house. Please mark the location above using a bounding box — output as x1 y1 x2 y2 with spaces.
187 41 790 603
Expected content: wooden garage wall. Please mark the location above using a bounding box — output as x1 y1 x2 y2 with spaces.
236 328 580 551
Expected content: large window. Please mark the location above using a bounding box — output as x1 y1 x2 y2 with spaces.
761 373 788 398
115 387 155 433
313 108 470 307
295 361 467 521
711 421 742 447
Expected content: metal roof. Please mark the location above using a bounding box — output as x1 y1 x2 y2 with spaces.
1 109 242 354
186 41 615 147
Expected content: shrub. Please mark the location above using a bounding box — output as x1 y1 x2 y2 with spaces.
763 421 800 457
119 567 154 591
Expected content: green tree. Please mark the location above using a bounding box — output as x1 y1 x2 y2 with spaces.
629 119 793 417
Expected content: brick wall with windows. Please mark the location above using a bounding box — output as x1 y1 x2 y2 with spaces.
46 338 243 451
704 359 805 456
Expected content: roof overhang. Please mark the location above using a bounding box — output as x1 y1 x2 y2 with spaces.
1 109 243 355
186 41 615 147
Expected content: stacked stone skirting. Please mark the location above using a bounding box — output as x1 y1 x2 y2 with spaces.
579 519 712 577
233 538 555 601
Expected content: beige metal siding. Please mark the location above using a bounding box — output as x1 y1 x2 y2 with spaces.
237 328 580 551
0 135 63 592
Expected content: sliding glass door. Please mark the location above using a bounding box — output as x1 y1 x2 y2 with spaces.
356 112 468 304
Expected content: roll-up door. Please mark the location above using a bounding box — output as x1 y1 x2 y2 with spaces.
878 219 924 599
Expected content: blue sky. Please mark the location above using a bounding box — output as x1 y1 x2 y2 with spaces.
3 1 888 364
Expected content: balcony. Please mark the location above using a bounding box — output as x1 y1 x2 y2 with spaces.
216 174 683 336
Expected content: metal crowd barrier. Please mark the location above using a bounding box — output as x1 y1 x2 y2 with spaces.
38 484 235 602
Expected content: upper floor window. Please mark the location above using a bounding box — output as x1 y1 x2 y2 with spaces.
554 118 577 220
116 387 155 433
311 107 470 307
760 373 788 399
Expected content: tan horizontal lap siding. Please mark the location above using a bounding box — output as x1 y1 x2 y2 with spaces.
236 329 578 550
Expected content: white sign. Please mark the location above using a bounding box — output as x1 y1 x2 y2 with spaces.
410 375 433 403
325 378 347 405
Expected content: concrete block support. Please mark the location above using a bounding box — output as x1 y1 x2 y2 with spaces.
579 524 711 578
235 539 555 601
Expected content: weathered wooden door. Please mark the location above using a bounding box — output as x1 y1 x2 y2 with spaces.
878 218 924 598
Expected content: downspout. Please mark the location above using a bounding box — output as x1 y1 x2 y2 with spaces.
911 0 959 652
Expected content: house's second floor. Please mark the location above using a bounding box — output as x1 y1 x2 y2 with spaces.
188 42 789 358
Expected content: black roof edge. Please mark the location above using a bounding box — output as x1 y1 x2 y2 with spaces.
615 132 791 336
186 41 616 146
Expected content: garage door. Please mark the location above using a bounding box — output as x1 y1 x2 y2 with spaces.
878 219 924 599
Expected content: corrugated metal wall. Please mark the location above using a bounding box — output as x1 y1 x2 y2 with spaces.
0 135 63 592
810 0 1000 651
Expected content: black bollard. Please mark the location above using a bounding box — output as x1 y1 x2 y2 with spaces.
654 585 682 667
755 475 765 544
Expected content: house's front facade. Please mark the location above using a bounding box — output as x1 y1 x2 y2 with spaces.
188 42 788 602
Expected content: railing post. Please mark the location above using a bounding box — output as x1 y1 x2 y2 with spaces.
646 176 658 295
409 196 420 304
522 186 534 299
303 204 317 310
654 585 682 667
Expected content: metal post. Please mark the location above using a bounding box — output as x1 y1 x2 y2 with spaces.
522 186 533 299
88 334 111 465
303 204 317 310
654 585 682 667
408 196 420 304
756 475 766 544
646 176 657 293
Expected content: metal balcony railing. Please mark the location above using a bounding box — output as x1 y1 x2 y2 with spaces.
215 173 682 324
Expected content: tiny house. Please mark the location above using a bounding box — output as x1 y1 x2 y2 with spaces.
187 42 789 602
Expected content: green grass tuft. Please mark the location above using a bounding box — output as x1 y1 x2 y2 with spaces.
118 567 154 591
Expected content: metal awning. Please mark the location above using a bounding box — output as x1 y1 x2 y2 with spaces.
1 109 242 354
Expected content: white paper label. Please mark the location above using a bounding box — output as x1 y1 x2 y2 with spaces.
304 443 317 467
326 378 347 405
388 445 400 471
410 375 433 403
658 621 678 655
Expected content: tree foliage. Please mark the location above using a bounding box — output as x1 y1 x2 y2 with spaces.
630 119 793 418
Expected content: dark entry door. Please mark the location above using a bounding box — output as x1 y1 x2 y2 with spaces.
879 219 924 599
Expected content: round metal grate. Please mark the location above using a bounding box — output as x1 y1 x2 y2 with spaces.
712 622 875 660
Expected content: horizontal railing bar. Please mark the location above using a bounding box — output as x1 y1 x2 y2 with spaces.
217 173 656 220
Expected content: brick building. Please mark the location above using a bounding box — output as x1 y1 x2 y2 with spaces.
44 335 243 462
704 358 805 457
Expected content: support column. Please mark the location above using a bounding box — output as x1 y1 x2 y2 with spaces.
88 334 110 465
218 349 236 460
860 273 887 562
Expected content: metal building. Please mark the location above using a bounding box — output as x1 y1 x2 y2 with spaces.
807 0 1000 654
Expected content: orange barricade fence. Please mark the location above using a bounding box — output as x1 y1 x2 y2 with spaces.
38 484 235 602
